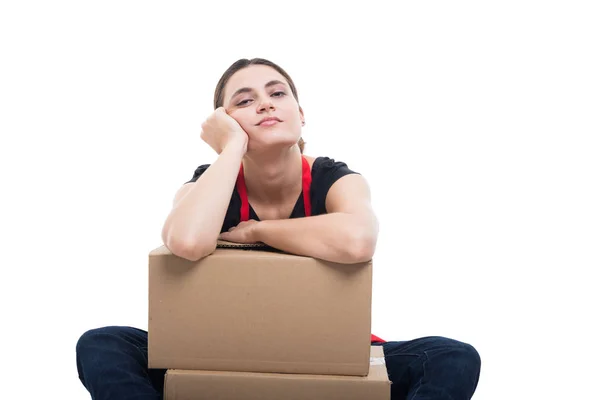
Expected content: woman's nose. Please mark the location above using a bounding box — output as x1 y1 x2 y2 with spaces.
257 97 275 112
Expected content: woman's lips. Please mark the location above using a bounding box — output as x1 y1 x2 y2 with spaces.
259 120 280 127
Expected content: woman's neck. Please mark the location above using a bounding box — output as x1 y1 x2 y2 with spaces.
242 146 303 204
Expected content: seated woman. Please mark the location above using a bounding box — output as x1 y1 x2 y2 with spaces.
76 57 481 400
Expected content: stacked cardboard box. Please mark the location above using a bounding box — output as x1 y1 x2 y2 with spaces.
148 241 391 400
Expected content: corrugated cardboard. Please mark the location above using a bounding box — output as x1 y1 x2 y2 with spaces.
148 243 373 376
164 345 391 400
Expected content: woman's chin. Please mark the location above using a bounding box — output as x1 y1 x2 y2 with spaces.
247 139 301 154
247 133 301 151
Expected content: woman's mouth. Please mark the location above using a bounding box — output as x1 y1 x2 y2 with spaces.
258 120 280 127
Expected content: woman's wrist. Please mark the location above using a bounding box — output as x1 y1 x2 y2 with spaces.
251 220 266 243
223 137 247 157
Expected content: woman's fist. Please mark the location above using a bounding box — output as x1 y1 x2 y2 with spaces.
200 107 248 154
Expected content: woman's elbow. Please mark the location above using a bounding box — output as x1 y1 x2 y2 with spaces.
346 232 377 263
163 233 216 262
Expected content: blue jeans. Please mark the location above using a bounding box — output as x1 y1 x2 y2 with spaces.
76 326 480 400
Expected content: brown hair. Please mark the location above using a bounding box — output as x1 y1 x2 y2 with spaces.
213 58 305 153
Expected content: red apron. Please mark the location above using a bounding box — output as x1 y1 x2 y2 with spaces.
236 157 386 344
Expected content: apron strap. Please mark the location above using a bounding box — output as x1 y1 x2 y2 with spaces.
236 164 250 221
301 156 312 217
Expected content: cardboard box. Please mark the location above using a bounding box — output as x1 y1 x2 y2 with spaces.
163 345 391 400
148 243 373 376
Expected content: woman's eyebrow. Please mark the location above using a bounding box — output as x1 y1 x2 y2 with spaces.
229 80 286 102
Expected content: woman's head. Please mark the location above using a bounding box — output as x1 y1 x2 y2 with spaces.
214 58 306 153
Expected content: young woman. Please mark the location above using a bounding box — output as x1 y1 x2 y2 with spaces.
76 58 481 400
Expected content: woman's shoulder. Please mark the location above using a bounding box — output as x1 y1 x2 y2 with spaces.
307 155 361 215
306 155 359 176
185 163 211 184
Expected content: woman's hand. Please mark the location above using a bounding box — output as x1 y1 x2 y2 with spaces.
200 107 248 154
218 220 260 244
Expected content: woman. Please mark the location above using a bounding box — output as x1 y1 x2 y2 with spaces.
76 58 481 400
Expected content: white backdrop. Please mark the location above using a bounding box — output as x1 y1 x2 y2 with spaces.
1 1 599 399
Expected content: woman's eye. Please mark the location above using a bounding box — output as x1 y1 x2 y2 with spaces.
236 92 285 106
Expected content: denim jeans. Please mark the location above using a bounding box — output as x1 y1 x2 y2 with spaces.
76 326 480 400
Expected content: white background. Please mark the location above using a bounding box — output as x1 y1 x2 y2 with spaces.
1 1 599 399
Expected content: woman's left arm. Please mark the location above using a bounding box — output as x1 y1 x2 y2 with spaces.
219 174 379 264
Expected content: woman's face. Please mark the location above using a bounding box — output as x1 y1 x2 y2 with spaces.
223 65 304 152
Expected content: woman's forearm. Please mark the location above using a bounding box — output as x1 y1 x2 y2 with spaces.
162 142 245 260
254 213 377 264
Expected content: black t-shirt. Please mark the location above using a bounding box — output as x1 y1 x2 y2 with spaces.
185 156 358 233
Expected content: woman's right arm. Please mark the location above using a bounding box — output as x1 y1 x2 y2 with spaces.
161 108 248 261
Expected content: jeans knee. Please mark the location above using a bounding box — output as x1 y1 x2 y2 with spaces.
426 337 481 378
76 326 125 360
460 342 481 376
77 326 113 347
76 327 112 382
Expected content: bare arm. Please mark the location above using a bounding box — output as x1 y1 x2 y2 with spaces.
161 141 246 261
222 174 379 264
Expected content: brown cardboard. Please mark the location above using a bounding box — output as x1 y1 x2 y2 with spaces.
148 243 373 376
163 346 391 400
